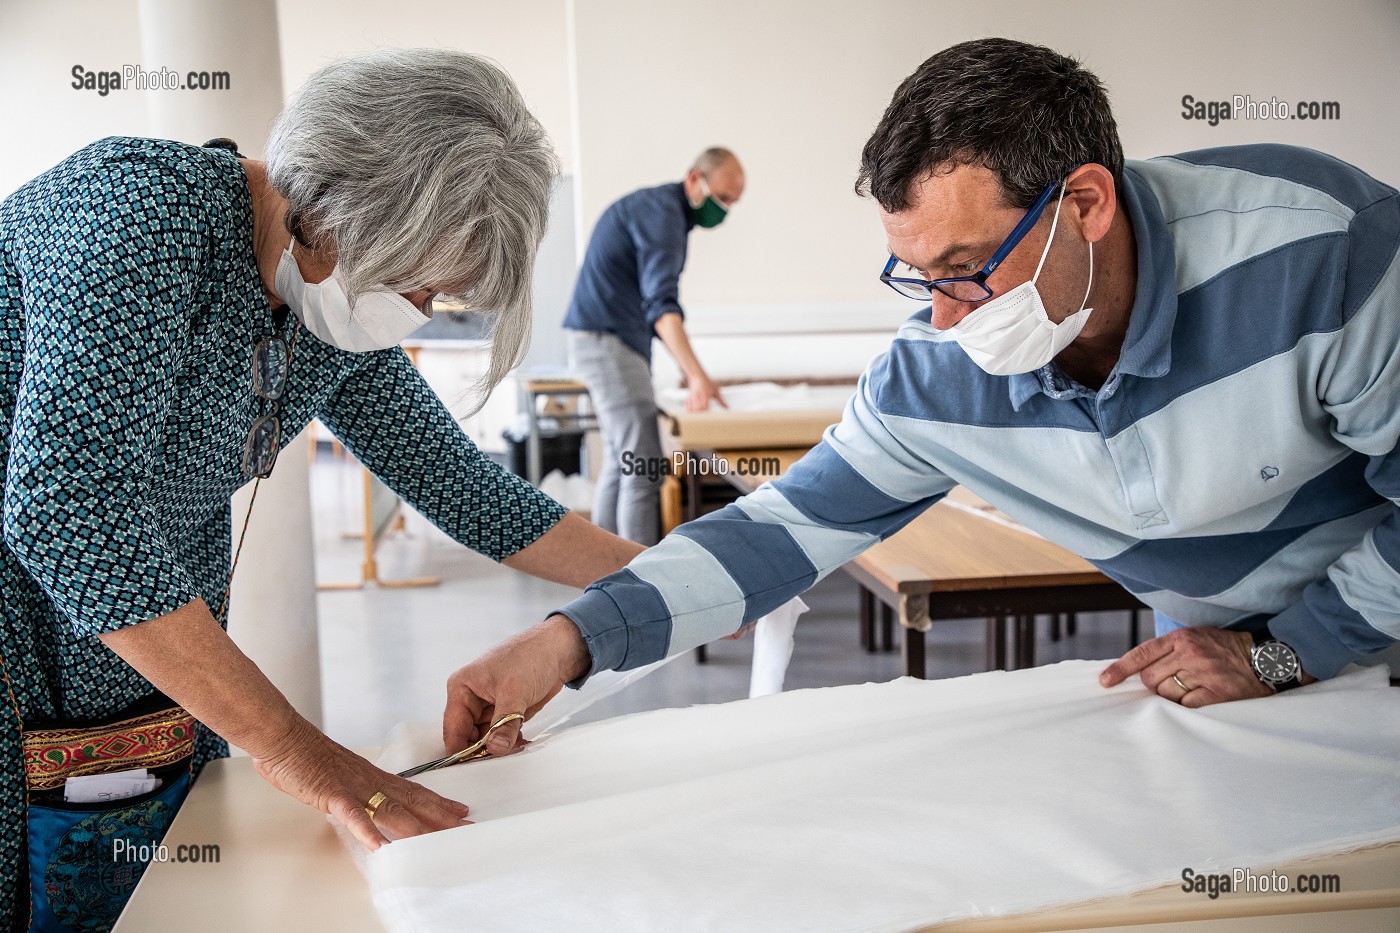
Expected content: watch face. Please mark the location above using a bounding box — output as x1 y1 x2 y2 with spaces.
1253 641 1300 684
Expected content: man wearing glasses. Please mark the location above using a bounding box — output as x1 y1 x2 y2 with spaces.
446 38 1400 754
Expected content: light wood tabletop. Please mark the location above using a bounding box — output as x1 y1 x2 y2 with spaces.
854 490 1107 595
521 375 588 393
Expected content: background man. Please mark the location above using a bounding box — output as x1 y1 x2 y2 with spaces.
452 39 1399 754
564 147 745 544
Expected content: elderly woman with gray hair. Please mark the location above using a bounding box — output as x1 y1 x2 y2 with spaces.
0 48 639 930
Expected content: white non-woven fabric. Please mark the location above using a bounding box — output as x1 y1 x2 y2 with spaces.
748 597 806 698
364 661 1400 933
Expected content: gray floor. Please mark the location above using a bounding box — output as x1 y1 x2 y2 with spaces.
311 453 1147 750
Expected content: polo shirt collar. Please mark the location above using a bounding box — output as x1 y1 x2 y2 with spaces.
1007 163 1179 410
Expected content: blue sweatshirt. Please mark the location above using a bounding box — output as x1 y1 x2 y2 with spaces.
558 145 1400 683
563 182 695 362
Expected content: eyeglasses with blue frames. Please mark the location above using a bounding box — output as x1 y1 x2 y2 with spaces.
879 177 1065 304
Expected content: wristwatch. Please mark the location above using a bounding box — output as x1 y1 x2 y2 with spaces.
1250 628 1303 691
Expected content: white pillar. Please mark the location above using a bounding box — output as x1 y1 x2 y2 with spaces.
137 0 324 731
225 431 324 732
135 0 285 157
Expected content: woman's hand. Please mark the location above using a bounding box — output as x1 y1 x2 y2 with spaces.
97 601 471 850
252 716 471 850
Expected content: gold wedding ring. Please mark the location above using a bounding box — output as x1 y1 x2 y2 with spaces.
1171 673 1191 693
365 791 388 820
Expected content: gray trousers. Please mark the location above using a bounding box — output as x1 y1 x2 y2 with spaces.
569 330 664 545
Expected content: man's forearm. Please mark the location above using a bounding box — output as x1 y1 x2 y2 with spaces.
503 511 646 588
653 312 708 382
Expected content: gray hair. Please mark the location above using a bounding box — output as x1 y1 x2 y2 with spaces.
266 47 557 398
856 38 1123 212
691 146 737 176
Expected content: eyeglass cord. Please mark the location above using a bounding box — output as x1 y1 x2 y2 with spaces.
216 314 302 623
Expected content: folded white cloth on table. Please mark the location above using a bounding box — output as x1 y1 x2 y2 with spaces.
657 381 855 413
363 660 1400 933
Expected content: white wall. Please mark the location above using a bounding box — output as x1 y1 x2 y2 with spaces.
0 0 147 197
0 0 575 192
568 0 1400 347
274 0 574 173
5 0 1398 378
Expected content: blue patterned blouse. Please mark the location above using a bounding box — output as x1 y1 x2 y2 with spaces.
0 137 567 924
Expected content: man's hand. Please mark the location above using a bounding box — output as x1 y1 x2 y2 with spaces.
720 620 758 641
1099 627 1293 706
443 614 592 757
686 374 728 412
653 312 726 412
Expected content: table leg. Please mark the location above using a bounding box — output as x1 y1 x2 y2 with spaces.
1065 612 1077 637
524 387 542 487
986 616 1007 671
684 467 703 524
898 594 929 679
1049 614 1061 642
859 586 875 652
901 625 926 679
1129 608 1143 649
690 463 710 665
1016 615 1036 669
691 467 705 664
879 602 895 653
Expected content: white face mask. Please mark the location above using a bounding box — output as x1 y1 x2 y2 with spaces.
938 185 1094 377
274 241 431 352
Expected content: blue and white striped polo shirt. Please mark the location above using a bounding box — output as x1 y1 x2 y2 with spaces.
559 144 1400 682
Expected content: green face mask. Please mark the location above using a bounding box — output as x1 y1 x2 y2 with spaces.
689 179 728 228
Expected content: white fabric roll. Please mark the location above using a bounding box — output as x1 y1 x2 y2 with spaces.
365 661 1400 933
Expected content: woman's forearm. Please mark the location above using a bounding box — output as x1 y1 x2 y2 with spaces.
100 596 472 849
502 511 645 588
97 598 311 759
100 516 641 744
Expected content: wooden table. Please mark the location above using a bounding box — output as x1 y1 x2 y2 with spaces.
113 756 384 933
710 448 1146 679
116 755 1400 932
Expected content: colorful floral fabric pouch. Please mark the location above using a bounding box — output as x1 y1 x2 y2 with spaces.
22 697 195 932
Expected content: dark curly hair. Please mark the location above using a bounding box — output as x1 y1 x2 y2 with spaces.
856 38 1124 211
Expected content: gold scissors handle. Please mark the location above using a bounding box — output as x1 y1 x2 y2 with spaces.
396 713 525 779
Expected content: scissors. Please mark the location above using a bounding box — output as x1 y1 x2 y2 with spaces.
396 713 525 779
